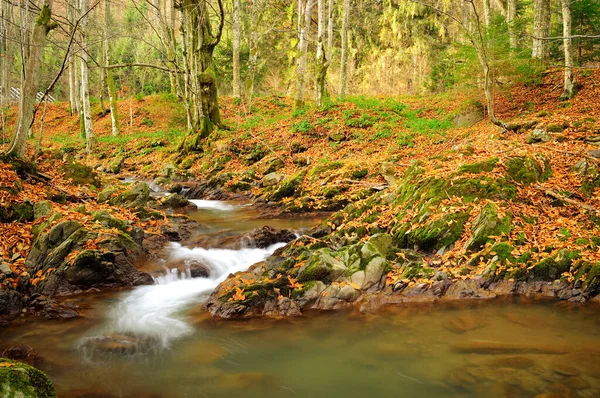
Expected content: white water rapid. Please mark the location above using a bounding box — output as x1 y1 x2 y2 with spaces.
106 241 286 347
189 199 240 211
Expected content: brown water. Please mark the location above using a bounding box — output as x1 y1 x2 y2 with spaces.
2 201 599 398
2 299 600 397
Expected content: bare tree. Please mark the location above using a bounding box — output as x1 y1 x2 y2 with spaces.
315 0 330 107
506 0 517 49
79 0 94 155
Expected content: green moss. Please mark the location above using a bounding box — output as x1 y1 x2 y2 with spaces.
0 358 57 397
403 211 469 252
530 249 580 281
458 158 499 174
269 171 305 201
506 156 551 185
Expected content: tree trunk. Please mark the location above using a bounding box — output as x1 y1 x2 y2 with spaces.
178 0 224 155
80 0 94 155
483 0 491 27
339 0 350 99
294 0 314 109
560 0 575 100
7 1 55 158
315 0 329 107
232 0 241 99
326 0 333 62
105 0 120 136
0 0 8 136
506 0 517 49
532 0 550 61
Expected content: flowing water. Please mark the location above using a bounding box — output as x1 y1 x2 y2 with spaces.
1 201 600 398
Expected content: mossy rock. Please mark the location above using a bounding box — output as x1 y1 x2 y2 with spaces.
227 181 252 193
264 158 285 174
59 161 100 187
33 201 53 220
109 182 150 209
98 187 118 204
268 172 305 201
297 248 347 283
464 203 512 252
0 202 34 223
92 210 129 231
529 249 580 281
0 358 57 397
506 156 551 185
398 211 470 252
458 158 499 174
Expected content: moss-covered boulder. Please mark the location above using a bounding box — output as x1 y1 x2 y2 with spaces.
464 203 512 252
0 358 56 397
458 158 498 174
506 156 551 185
397 211 470 252
0 202 34 223
25 220 150 297
264 158 285 174
92 210 129 231
160 193 191 209
59 161 100 187
97 187 118 203
529 249 580 281
297 248 347 283
33 201 53 220
110 182 150 209
106 156 125 174
267 172 305 201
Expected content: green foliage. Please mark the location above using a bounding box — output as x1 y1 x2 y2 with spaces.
292 120 314 133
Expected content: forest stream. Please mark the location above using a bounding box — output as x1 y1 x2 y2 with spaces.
1 201 600 397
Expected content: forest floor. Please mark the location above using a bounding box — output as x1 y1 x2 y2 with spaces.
2 68 600 321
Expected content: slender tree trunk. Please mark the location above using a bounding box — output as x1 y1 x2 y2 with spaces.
483 0 491 27
0 0 8 138
339 0 350 99
294 0 314 109
232 0 241 99
532 0 550 61
326 0 333 62
245 31 259 100
80 0 94 155
560 0 575 100
105 0 119 135
315 0 329 107
506 0 517 49
7 1 55 158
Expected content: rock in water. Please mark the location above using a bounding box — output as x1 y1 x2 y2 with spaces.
244 226 296 248
0 358 57 397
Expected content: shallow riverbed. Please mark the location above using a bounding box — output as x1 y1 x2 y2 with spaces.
1 201 599 398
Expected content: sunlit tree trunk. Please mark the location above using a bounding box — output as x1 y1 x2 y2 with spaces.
483 0 491 27
326 0 333 61
7 1 55 158
315 0 329 107
507 0 517 49
80 0 94 154
105 0 119 135
0 0 8 134
294 0 314 109
232 0 241 99
532 0 550 61
339 0 350 99
560 0 575 99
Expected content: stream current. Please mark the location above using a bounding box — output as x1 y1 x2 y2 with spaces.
1 200 600 397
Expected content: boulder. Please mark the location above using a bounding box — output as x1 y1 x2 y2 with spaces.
297 248 347 283
59 161 100 186
33 201 53 220
0 290 24 317
161 193 191 209
244 226 296 248
110 182 150 209
506 156 551 185
161 163 177 179
526 128 551 144
262 172 283 187
0 202 34 223
106 156 125 174
464 203 512 252
25 221 151 297
0 358 57 397
453 101 484 128
264 158 285 174
97 187 118 203
380 162 396 185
